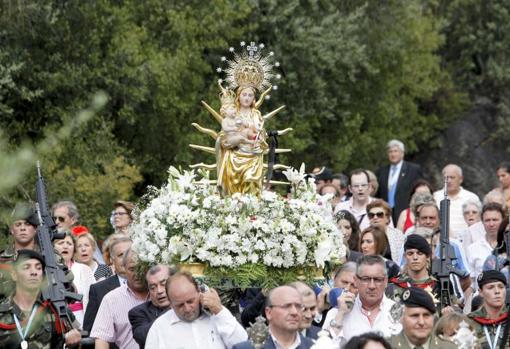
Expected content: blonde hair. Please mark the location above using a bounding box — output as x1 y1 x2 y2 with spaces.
75 233 97 251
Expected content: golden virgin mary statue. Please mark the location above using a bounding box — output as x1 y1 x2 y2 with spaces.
190 42 291 196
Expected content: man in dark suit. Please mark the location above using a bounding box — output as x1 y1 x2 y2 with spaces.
128 264 174 348
83 237 132 349
376 139 423 223
233 285 314 349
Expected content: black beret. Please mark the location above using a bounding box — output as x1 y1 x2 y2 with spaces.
477 270 507 289
401 286 436 314
314 167 333 181
404 234 432 256
15 249 45 269
10 203 39 227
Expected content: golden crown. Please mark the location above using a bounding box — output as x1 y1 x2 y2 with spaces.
218 41 281 93
218 81 236 106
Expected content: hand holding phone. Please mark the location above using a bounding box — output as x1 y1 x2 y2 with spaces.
199 286 223 315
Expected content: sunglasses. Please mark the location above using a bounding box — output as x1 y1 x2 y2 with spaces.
367 212 385 219
53 216 66 223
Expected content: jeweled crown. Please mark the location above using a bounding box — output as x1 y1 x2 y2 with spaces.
217 41 281 93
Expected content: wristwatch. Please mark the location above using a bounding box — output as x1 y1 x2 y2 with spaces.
330 319 342 329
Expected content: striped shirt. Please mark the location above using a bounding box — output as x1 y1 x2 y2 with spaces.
90 283 147 349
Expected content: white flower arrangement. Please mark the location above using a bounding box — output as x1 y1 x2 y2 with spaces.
130 165 345 276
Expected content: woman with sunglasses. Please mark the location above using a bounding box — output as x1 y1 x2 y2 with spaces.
366 199 404 263
53 231 95 328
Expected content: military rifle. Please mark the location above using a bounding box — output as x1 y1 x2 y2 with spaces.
35 162 94 345
431 176 464 313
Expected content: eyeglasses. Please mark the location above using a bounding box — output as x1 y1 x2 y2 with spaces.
368 212 385 219
269 302 305 311
351 184 369 189
356 275 386 285
112 212 128 217
53 216 66 223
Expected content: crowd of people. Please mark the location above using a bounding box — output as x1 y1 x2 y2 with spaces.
1 138 510 348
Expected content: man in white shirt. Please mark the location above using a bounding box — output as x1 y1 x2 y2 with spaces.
322 255 400 346
433 164 480 239
335 169 374 230
466 202 505 285
146 271 247 349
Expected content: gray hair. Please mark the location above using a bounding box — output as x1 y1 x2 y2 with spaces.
410 193 435 217
108 235 132 255
356 255 387 276
386 139 405 153
462 199 482 213
334 261 357 279
287 281 315 298
52 200 80 222
121 247 137 267
413 227 434 239
443 164 463 177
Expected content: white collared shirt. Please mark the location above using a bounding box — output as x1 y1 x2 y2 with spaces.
334 197 374 231
271 330 301 349
467 236 495 285
322 295 400 346
388 160 403 189
145 307 247 349
433 187 480 239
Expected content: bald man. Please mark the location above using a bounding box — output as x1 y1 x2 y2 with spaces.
233 285 315 349
146 271 247 348
433 164 480 239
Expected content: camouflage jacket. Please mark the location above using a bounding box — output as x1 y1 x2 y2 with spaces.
469 306 510 349
389 273 437 301
0 296 64 348
0 246 22 299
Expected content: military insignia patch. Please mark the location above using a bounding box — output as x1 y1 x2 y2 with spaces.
402 289 411 301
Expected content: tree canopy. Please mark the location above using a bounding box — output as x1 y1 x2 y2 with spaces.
2 0 507 240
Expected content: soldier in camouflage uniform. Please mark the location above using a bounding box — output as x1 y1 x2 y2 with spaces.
468 270 510 349
390 235 437 300
387 287 456 349
0 205 40 299
0 249 81 348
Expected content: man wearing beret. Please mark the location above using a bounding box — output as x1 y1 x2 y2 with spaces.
0 249 81 348
388 287 457 349
390 235 436 297
468 270 510 348
391 233 468 312
0 204 40 299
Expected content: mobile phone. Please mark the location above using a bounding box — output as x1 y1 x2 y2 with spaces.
199 284 211 315
328 288 343 308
